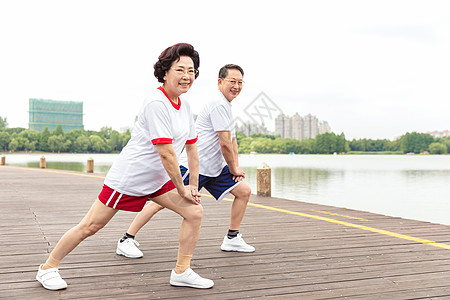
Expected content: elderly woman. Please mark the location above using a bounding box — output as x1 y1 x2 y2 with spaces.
36 43 214 290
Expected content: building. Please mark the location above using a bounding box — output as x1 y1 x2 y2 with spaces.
275 114 291 138
319 121 332 134
427 130 449 138
29 98 84 132
275 113 330 140
235 120 269 136
302 114 319 139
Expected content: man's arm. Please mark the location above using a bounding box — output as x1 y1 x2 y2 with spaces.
217 131 245 179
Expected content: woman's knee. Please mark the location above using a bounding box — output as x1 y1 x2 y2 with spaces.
77 221 105 238
185 204 203 222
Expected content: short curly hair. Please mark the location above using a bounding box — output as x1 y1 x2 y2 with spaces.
154 43 200 83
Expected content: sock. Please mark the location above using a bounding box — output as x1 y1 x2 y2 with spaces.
227 229 239 239
175 251 192 274
120 232 135 243
42 253 61 270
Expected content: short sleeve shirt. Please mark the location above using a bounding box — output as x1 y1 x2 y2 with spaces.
179 91 235 177
104 87 197 196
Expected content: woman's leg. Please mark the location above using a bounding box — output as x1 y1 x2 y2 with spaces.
151 190 203 271
43 199 118 269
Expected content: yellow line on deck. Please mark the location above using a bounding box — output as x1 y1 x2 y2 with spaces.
310 209 369 221
5 166 448 250
219 195 450 250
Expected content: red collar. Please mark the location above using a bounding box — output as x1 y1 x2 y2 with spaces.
158 87 181 110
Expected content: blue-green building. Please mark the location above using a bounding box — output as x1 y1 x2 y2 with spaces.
29 98 84 132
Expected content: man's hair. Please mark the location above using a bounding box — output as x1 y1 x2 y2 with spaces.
154 43 200 83
218 64 244 79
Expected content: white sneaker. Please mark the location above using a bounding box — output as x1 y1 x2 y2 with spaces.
170 268 214 289
116 238 143 258
220 234 255 252
36 264 67 290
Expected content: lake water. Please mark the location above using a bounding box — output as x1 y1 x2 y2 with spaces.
3 153 450 226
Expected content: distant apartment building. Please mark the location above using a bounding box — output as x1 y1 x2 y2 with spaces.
427 130 449 138
275 113 330 140
235 120 269 136
319 121 331 134
29 98 84 132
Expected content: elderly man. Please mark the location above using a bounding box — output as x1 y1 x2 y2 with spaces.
116 64 255 258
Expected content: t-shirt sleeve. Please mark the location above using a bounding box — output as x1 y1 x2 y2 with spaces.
186 116 198 144
210 105 233 132
145 101 173 145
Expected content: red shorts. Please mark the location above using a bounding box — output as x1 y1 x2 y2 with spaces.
98 181 176 212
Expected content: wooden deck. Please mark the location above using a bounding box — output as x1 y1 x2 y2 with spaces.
2 165 450 299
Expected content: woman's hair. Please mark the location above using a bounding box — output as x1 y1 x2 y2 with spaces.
218 64 244 79
154 43 200 83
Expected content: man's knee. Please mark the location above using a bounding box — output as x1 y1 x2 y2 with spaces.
234 183 251 200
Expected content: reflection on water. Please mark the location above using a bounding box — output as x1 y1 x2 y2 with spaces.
3 153 450 225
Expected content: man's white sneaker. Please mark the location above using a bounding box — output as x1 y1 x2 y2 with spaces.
170 268 214 289
220 234 255 252
116 238 143 258
36 264 67 290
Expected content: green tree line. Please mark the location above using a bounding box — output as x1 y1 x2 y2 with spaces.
1 115 448 154
236 132 449 155
0 123 131 153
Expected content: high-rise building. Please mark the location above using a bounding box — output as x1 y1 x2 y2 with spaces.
319 121 332 134
275 114 290 138
275 113 330 140
235 120 269 136
292 113 303 140
303 114 319 139
29 98 84 132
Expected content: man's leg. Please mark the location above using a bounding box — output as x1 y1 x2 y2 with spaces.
219 181 255 252
229 182 252 231
116 201 164 258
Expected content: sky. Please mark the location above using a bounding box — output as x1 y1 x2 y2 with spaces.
1 0 449 140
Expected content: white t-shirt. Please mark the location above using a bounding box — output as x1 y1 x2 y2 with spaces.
179 91 235 177
105 87 197 196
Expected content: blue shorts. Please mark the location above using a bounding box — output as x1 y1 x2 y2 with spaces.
180 165 241 201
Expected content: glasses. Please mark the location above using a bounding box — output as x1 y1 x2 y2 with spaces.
223 78 244 86
171 68 198 76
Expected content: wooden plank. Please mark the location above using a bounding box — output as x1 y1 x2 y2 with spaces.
3 165 450 299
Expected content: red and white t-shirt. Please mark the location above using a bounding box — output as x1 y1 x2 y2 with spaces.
104 87 197 196
179 91 235 177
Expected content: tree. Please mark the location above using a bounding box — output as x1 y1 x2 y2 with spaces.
99 126 113 139
400 132 434 154
0 116 7 130
89 135 107 152
0 131 10 151
39 127 51 151
299 139 315 154
52 125 64 136
108 130 121 152
48 135 65 153
315 133 337 154
429 142 447 154
74 135 91 153
8 138 19 151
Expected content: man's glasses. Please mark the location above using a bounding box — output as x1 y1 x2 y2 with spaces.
223 78 244 86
